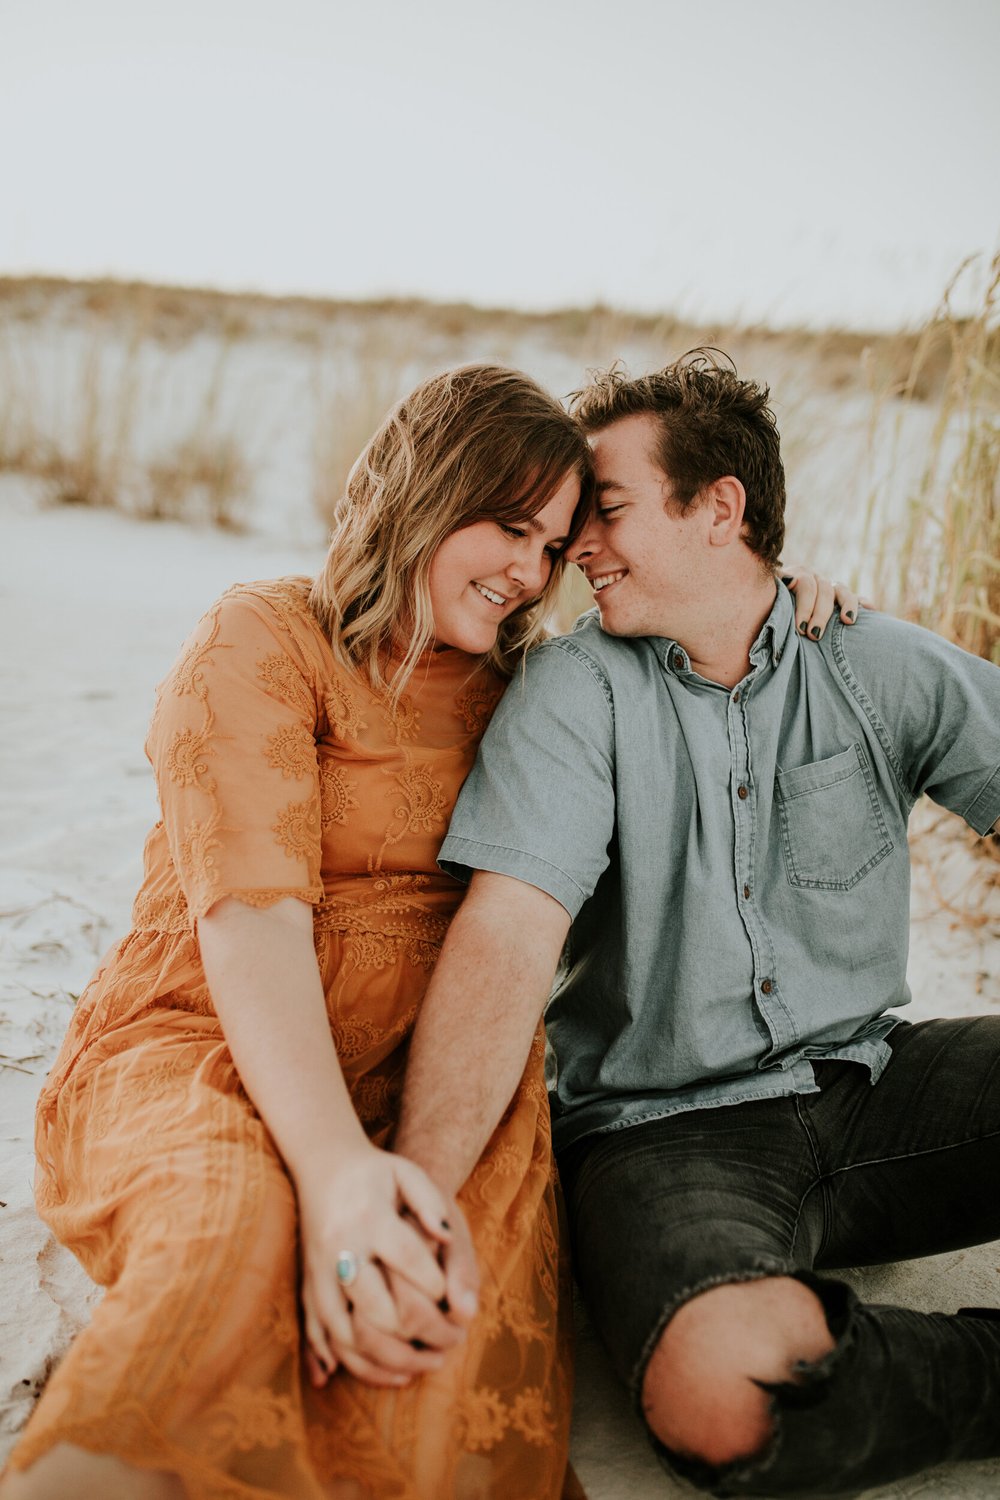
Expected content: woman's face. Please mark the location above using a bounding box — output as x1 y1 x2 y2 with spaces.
427 470 581 654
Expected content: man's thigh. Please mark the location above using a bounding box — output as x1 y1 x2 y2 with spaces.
557 1099 821 1392
809 1015 1000 1269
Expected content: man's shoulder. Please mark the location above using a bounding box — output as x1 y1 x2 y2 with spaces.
537 610 662 683
827 608 1000 690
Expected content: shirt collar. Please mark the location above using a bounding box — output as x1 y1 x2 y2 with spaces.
658 582 792 678
750 582 794 669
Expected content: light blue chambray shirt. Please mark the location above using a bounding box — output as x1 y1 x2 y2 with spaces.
439 585 1000 1152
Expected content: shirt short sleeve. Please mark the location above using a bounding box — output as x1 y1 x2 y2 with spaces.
438 639 617 917
836 612 1000 835
146 584 325 922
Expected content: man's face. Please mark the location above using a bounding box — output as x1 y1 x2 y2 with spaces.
568 413 710 640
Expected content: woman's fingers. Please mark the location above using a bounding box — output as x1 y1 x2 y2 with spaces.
304 1344 335 1389
303 1306 339 1387
808 575 836 638
784 569 818 636
438 1207 480 1325
373 1212 448 1304
833 580 861 624
783 569 864 640
391 1155 453 1246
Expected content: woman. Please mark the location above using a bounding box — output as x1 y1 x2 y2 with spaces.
4 364 850 1500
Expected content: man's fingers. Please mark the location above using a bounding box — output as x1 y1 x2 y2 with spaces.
338 1346 415 1387
348 1260 404 1335
386 1266 467 1350
352 1313 449 1376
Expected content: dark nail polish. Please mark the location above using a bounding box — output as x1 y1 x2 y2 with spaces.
810 625 821 638
780 574 793 584
845 610 855 621
799 621 808 634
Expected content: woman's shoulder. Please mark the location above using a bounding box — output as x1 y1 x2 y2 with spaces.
207 576 332 657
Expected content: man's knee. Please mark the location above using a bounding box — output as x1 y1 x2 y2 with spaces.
640 1275 835 1469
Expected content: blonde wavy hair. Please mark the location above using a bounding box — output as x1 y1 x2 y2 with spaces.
309 364 592 694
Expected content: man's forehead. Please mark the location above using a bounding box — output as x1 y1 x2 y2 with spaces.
589 413 664 474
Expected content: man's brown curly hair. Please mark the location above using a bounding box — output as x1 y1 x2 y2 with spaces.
569 349 785 569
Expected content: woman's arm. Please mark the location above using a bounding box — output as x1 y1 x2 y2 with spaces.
198 895 461 1387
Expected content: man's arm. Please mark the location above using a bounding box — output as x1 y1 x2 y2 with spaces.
394 871 570 1196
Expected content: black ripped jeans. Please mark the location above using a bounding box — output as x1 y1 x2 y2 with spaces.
558 1016 1000 1495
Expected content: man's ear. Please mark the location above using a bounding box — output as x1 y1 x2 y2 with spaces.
705 476 746 547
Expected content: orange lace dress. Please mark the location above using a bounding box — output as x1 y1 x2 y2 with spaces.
10 578 576 1499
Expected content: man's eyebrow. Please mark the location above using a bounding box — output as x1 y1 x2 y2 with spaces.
595 480 627 496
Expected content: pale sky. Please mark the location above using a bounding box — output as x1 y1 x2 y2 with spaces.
1 0 997 329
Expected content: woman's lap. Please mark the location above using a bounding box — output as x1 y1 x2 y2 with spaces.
15 1017 575 1497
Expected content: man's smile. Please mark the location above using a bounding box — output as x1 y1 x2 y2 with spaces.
590 570 628 593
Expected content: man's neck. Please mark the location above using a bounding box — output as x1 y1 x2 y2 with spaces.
683 575 779 690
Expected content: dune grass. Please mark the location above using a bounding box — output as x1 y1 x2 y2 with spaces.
886 254 1000 667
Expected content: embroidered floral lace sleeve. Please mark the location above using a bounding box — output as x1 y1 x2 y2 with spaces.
146 583 325 924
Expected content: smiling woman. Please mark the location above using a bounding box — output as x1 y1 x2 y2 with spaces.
4 365 593 1500
428 476 580 656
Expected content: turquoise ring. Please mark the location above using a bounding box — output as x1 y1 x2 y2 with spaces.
335 1250 360 1287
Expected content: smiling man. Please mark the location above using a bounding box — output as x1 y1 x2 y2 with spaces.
394 352 1000 1496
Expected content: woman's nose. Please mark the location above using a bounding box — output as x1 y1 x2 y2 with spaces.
506 543 547 595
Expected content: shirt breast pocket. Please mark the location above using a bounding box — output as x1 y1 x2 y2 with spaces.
775 743 893 891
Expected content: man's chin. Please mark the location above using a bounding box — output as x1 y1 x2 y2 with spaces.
595 602 662 640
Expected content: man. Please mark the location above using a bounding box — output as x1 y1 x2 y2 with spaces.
395 351 1000 1495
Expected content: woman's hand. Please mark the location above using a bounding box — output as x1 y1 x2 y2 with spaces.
338 1198 481 1388
781 567 869 641
297 1145 457 1388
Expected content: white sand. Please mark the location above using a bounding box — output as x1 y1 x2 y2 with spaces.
3 479 1000 1496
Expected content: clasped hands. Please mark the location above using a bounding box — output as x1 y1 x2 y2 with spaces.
297 1144 479 1389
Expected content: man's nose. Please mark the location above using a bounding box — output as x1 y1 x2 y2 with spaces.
566 524 598 566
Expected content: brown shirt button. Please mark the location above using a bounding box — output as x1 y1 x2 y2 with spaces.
737 784 749 800
671 651 684 670
761 978 773 994
743 884 751 900
731 690 740 703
